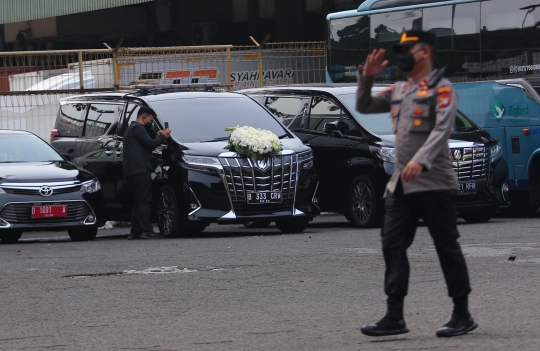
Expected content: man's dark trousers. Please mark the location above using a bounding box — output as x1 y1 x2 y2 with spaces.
127 172 153 235
382 181 472 299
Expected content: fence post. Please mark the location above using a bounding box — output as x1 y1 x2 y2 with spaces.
226 47 231 91
78 51 84 90
250 35 270 88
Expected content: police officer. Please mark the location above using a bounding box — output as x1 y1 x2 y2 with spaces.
356 31 477 338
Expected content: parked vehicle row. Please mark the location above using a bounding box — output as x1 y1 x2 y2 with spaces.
0 82 512 243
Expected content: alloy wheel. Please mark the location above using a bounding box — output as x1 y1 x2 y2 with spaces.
351 181 373 224
157 190 176 235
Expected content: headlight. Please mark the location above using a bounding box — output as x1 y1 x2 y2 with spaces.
183 155 223 170
490 143 502 163
370 146 396 163
298 150 314 162
0 187 6 195
80 179 101 193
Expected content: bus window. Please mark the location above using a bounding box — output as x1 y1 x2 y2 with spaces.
481 0 540 80
370 10 422 82
423 3 481 82
328 15 370 83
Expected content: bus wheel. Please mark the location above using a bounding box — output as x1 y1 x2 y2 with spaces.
500 192 539 217
461 209 495 223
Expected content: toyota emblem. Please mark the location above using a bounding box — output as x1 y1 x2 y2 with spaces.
256 160 269 170
453 150 462 161
39 186 53 197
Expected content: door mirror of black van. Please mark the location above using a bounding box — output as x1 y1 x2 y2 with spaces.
323 121 338 134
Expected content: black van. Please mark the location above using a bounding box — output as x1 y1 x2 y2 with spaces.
50 86 319 236
239 85 509 227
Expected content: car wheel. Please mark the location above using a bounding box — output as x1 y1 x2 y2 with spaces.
461 209 496 223
0 231 23 244
156 184 205 238
68 227 98 241
243 220 272 228
275 217 310 233
345 175 381 228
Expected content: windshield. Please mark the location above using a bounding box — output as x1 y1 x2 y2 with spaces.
0 134 63 163
338 94 479 134
150 96 288 143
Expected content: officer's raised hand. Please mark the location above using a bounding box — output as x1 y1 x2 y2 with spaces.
362 49 389 77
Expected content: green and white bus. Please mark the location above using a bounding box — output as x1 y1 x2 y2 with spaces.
327 0 540 214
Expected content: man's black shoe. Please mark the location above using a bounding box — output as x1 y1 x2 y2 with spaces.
436 312 478 337
140 231 163 239
361 314 410 337
128 233 140 240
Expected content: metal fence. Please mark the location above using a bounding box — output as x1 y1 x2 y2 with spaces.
0 41 327 141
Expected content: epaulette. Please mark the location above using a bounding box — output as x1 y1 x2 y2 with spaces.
427 67 447 89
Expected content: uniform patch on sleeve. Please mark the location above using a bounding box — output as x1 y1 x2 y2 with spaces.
413 118 423 127
438 93 451 108
437 86 453 95
413 107 424 115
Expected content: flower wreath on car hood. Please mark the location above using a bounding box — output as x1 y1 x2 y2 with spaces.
224 126 283 161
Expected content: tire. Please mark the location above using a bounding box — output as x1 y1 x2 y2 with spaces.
275 217 310 233
68 227 98 241
0 231 23 244
156 184 205 238
461 209 495 223
344 175 381 228
243 220 272 228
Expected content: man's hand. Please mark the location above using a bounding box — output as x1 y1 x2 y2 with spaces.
158 129 171 139
401 160 424 182
362 49 389 77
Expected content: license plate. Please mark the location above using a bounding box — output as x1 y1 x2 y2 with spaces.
31 205 68 218
458 182 476 195
246 191 282 204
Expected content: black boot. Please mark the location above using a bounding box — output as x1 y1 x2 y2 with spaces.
436 296 478 337
361 297 410 337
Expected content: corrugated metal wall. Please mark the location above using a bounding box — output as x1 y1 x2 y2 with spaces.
0 0 154 24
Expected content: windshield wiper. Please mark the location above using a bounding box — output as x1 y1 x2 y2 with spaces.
278 133 291 139
199 136 230 142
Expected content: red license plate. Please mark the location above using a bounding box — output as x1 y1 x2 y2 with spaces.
31 205 68 218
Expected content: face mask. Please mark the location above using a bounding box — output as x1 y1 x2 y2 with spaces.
396 49 425 73
144 122 153 130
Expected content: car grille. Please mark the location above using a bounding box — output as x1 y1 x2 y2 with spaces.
1 185 81 196
219 154 298 204
0 202 91 224
450 147 488 180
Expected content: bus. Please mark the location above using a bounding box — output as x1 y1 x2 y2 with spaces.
327 0 540 214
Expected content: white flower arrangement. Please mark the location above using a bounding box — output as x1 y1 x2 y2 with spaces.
224 126 283 161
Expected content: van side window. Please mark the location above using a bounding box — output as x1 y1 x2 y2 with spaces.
117 103 141 137
308 97 341 131
265 96 304 127
84 104 117 137
54 103 87 137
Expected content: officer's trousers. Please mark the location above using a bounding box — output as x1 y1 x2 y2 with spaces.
127 172 154 235
382 181 472 299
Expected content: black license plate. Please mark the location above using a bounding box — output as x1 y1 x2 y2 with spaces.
458 181 476 195
246 191 282 204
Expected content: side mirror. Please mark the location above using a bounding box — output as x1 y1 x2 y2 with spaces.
323 121 339 134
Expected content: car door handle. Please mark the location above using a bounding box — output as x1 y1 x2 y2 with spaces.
105 150 113 156
115 151 123 156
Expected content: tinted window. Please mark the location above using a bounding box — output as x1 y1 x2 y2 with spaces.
371 9 423 82
139 72 162 80
0 134 63 162
150 96 288 143
328 15 371 83
84 103 118 137
55 103 86 137
265 96 303 126
308 97 341 131
118 103 142 137
424 3 481 82
481 0 540 79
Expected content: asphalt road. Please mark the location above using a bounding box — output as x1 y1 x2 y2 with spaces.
2 214 540 351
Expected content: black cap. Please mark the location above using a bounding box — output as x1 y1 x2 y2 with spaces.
393 30 436 52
